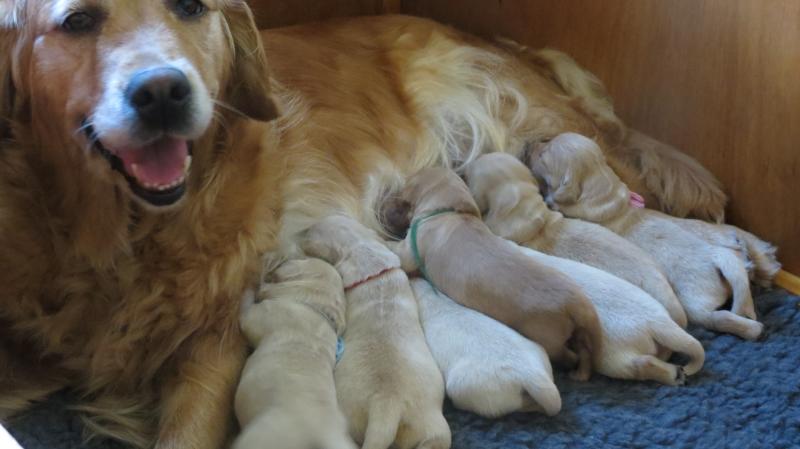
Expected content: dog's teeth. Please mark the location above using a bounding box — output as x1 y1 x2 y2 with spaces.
183 156 192 174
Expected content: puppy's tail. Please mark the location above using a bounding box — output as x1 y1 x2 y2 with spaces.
651 325 706 376
716 250 757 321
736 228 781 287
361 399 402 449
522 378 562 416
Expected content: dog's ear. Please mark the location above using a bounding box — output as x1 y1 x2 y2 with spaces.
381 197 413 239
223 1 279 122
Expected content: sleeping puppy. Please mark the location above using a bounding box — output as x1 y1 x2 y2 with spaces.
466 153 688 327
514 245 705 385
680 221 781 288
235 258 356 449
384 167 602 381
411 279 562 417
531 133 765 340
302 215 451 449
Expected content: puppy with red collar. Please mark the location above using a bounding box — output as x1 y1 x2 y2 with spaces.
303 215 451 449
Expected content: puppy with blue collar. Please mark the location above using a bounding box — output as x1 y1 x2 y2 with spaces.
234 258 356 449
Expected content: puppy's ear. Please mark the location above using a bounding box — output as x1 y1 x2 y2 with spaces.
223 1 279 122
298 226 339 264
552 172 581 205
381 197 412 239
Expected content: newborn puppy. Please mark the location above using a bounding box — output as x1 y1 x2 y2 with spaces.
235 258 356 449
515 245 705 385
466 153 687 327
384 167 602 381
302 215 451 449
680 220 781 288
532 133 765 340
411 279 561 417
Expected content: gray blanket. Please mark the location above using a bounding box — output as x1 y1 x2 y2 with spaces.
8 289 799 449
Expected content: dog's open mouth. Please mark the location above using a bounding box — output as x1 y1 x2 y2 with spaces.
84 124 191 207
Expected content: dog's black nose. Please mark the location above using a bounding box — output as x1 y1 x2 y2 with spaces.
126 67 192 130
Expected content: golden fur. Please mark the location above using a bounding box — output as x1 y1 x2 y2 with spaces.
386 167 603 381
0 5 729 447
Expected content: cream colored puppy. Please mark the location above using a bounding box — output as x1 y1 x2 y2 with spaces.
302 215 451 449
515 245 705 385
466 153 688 327
411 279 561 417
235 258 356 449
383 167 603 381
531 133 765 340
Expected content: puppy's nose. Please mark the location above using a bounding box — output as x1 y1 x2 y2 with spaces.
126 67 192 130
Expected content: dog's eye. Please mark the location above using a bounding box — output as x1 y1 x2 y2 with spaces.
175 0 207 18
61 12 98 33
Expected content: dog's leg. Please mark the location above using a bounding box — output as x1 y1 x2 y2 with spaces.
708 310 764 341
155 331 247 449
0 336 68 420
631 355 686 386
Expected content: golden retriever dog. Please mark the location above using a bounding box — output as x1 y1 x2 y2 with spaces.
531 133 769 341
234 258 356 449
302 216 450 449
384 167 602 381
513 245 705 385
411 279 561 417
465 152 687 326
0 1 730 445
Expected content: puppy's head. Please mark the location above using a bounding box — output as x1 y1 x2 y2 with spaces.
301 215 400 287
465 153 549 242
260 258 346 332
1 0 277 210
392 167 481 224
530 133 629 222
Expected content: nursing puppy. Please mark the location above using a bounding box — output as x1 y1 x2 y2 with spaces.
302 216 451 449
532 133 765 340
466 153 687 326
384 167 602 381
235 258 356 449
514 245 705 385
411 279 561 417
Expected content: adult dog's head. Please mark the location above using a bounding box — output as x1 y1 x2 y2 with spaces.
0 0 277 209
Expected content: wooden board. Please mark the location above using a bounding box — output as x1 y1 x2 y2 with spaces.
403 0 800 274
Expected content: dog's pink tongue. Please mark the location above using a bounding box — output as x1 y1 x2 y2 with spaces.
118 138 188 187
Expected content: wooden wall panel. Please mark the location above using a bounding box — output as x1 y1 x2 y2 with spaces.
248 0 383 29
403 0 800 274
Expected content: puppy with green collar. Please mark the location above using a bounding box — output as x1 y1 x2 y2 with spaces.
383 167 603 381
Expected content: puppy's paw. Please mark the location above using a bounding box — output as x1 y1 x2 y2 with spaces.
674 366 687 386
